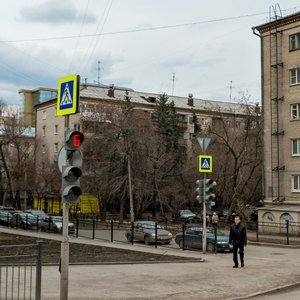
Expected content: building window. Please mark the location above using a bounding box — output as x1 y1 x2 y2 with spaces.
188 116 194 125
42 126 46 137
54 124 58 135
290 33 300 51
224 120 231 127
176 114 185 121
292 175 300 192
54 143 59 153
42 110 46 120
42 145 46 154
291 104 300 120
290 68 300 85
292 139 300 156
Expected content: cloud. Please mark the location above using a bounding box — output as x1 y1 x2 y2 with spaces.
19 0 96 24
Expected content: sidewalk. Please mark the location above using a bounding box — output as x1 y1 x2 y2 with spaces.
2 226 300 299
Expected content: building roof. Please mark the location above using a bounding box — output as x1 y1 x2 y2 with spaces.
258 205 300 213
79 85 255 116
254 11 300 33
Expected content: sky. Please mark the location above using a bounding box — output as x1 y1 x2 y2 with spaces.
0 0 300 105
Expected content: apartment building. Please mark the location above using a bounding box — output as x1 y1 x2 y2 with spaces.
35 84 251 164
254 11 300 223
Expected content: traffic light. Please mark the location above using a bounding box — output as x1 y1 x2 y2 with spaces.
196 179 204 203
204 179 217 202
62 129 84 203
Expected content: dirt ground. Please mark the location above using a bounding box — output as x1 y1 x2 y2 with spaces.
0 233 198 264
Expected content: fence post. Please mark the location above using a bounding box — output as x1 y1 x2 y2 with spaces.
165 217 168 230
155 222 158 248
35 241 42 300
214 224 218 254
111 220 113 243
286 220 289 245
92 219 95 240
182 223 185 251
7 213 10 226
76 218 79 238
48 217 51 232
256 219 259 242
131 222 134 245
26 214 28 230
36 216 39 232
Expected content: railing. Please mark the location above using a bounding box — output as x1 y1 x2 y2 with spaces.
0 242 42 300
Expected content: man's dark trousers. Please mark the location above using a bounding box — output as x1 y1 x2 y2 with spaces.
233 243 244 266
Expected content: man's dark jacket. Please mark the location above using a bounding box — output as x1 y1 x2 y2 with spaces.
229 223 247 245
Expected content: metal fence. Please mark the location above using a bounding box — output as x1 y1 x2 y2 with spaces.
0 242 42 300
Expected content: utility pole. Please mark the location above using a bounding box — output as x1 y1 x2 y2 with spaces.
128 156 134 222
172 72 175 96
228 80 235 103
97 61 101 86
202 152 207 254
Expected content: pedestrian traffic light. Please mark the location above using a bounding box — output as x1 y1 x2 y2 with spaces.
204 179 216 202
62 129 84 203
196 179 204 203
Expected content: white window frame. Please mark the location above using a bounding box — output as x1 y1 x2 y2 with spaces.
42 110 46 120
292 139 300 156
290 33 300 51
290 68 300 85
54 124 58 135
292 175 300 192
291 104 300 120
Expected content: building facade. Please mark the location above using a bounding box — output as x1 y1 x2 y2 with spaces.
254 11 300 223
19 87 57 127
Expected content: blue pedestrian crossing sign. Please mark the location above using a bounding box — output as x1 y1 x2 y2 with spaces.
56 74 80 116
198 155 212 173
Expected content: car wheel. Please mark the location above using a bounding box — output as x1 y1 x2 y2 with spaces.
207 243 215 253
144 235 150 245
179 240 187 249
126 233 132 242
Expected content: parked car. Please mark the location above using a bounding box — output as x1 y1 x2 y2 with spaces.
25 209 48 220
0 211 12 226
10 213 39 230
125 221 173 245
0 206 16 214
179 209 196 223
39 216 75 234
175 227 233 252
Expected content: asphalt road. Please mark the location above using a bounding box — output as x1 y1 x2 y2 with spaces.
250 285 300 299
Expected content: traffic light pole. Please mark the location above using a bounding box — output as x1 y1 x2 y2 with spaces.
60 115 70 300
202 171 207 254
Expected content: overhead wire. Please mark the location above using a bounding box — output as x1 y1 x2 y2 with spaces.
0 9 296 44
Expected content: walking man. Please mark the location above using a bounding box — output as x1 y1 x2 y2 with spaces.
229 214 247 268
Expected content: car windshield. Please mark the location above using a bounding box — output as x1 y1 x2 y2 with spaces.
29 211 47 218
207 229 226 236
140 223 162 230
181 210 193 214
20 214 37 221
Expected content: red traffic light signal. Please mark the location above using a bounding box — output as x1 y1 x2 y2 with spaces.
66 131 84 149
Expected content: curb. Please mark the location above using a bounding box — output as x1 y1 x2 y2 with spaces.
248 241 300 248
230 281 300 299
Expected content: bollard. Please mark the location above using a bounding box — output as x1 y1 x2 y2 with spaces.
131 222 134 245
214 225 218 254
76 218 79 238
286 220 289 245
182 223 185 250
155 222 158 248
111 220 114 243
92 219 96 240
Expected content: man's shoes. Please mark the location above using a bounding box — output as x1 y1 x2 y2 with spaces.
233 265 238 268
241 263 244 268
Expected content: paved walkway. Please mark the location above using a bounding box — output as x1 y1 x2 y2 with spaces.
1 226 300 299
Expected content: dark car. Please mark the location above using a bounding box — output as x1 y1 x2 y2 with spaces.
0 206 16 214
39 216 75 234
179 209 196 223
0 211 12 226
25 209 48 220
10 213 39 230
125 221 173 245
175 227 233 252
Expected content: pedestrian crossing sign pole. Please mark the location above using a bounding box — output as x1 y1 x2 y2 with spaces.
56 74 80 116
198 155 212 173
